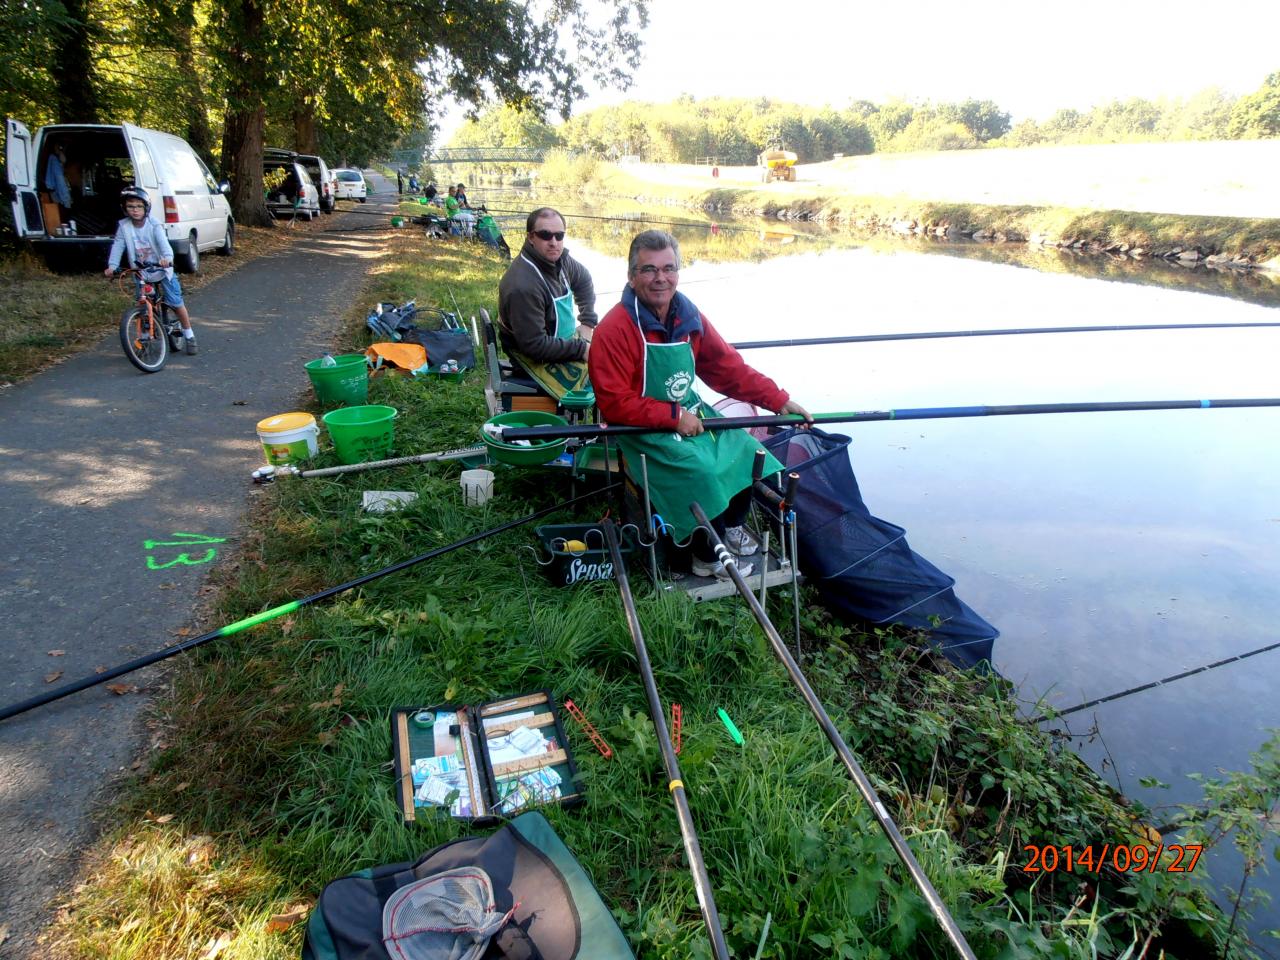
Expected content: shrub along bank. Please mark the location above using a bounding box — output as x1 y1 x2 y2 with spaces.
43 231 1272 959
533 153 1280 273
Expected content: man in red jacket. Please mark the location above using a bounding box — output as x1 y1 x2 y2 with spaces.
589 229 811 579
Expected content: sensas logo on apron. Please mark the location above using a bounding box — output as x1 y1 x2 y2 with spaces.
664 371 693 403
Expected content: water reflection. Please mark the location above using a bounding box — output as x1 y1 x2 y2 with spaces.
565 235 1280 944
486 188 1280 309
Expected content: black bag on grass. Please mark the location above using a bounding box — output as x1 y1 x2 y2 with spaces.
401 327 476 371
302 811 634 960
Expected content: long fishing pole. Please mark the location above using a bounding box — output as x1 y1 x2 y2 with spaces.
261 444 486 480
500 397 1280 442
0 485 617 723
730 322 1280 350
600 521 731 960
1030 637 1280 725
688 501 978 960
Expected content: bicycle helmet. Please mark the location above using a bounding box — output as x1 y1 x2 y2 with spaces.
120 186 152 216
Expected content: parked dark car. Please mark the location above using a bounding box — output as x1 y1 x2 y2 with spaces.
262 148 320 220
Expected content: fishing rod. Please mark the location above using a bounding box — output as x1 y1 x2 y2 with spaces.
1030 637 1280 726
688 501 978 960
730 322 1280 351
253 445 486 481
499 397 1280 443
601 521 731 960
0 485 617 723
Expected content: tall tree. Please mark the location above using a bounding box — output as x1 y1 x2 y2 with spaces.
212 0 275 224
1228 70 1280 139
211 0 646 224
52 0 100 121
942 99 1011 143
0 0 72 125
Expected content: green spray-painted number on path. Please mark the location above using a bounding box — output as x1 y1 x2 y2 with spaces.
144 531 227 571
143 532 228 549
146 550 218 570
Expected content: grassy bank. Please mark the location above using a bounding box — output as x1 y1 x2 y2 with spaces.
42 231 1271 959
531 152 1280 273
0 214 339 388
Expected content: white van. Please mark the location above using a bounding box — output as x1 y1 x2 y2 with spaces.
6 118 234 273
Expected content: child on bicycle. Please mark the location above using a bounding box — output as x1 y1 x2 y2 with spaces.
103 186 198 354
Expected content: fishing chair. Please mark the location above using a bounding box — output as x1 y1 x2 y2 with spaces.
480 308 551 416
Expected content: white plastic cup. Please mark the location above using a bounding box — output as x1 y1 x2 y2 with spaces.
460 469 494 506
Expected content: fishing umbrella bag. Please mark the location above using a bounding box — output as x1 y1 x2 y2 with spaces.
760 427 998 670
302 811 634 960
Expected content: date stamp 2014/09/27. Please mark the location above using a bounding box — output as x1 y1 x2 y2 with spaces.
1022 844 1202 874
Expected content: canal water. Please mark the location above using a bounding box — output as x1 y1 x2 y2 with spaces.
537 206 1280 946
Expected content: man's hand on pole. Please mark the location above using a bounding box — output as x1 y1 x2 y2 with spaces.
779 399 813 425
677 410 704 437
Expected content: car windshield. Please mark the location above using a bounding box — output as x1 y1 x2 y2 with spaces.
337 171 362 181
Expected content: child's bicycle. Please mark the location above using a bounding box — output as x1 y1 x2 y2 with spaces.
114 262 183 373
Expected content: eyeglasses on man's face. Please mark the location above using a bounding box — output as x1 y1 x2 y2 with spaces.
636 264 678 277
532 229 565 242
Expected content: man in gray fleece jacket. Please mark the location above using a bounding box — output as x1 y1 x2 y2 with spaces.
496 208 597 384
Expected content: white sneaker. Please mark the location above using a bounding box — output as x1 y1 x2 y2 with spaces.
724 525 759 557
690 557 754 580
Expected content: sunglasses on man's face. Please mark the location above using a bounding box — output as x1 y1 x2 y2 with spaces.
532 229 565 242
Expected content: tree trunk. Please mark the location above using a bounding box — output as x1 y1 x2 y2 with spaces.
293 101 318 154
186 97 217 174
52 0 99 122
223 106 273 226
219 0 272 226
172 19 216 170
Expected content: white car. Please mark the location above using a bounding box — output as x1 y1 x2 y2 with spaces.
332 168 367 202
296 153 336 213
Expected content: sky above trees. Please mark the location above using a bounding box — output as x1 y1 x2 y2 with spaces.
599 0 1280 120
438 0 1280 140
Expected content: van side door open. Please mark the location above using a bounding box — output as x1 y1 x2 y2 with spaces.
6 118 44 238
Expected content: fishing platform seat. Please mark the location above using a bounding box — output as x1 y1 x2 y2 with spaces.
481 308 545 415
480 309 594 424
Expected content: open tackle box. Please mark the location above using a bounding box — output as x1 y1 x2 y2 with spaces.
390 690 584 825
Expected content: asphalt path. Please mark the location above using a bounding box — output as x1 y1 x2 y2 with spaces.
0 173 398 955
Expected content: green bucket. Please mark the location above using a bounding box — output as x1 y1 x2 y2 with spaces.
481 411 568 466
391 216 405 227
323 404 397 465
305 353 368 407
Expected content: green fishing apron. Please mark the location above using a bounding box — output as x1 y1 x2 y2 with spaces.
616 329 782 541
510 256 591 400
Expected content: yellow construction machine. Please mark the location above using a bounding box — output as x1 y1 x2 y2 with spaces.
757 148 797 183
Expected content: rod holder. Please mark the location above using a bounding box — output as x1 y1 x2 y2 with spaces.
783 472 800 510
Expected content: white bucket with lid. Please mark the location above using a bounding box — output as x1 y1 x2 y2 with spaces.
257 412 319 466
